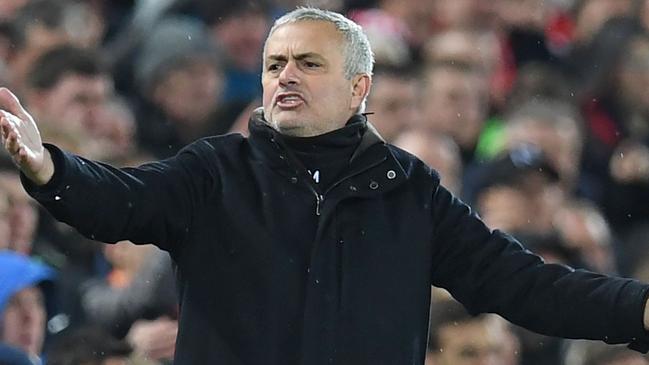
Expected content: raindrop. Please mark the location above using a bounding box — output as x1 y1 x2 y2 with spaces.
54 195 61 201
187 35 192 40
620 153 625 159
315 279 320 284
65 185 71 190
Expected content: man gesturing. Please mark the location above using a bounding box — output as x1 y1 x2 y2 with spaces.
3 8 649 365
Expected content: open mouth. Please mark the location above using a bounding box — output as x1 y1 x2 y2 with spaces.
275 93 304 109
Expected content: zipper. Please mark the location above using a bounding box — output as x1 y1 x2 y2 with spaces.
315 193 323 216
270 133 387 216
305 155 387 216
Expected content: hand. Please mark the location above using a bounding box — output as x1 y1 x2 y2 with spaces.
0 87 54 185
127 317 178 361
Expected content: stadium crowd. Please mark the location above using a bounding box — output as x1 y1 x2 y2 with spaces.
1 0 649 364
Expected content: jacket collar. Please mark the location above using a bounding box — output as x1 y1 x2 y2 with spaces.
248 107 382 165
246 108 407 197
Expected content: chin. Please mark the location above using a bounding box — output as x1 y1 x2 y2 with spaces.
270 113 302 129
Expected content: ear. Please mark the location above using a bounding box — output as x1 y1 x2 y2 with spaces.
350 74 371 111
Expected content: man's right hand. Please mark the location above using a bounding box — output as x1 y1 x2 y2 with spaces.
0 87 54 186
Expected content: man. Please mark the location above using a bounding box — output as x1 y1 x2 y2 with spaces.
0 251 55 364
2 7 649 365
22 44 111 157
426 299 520 365
365 66 419 142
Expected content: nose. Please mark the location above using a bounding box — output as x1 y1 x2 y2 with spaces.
278 61 300 87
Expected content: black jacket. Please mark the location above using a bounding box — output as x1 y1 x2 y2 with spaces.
23 111 649 364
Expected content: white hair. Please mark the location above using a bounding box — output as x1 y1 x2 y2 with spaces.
265 7 375 112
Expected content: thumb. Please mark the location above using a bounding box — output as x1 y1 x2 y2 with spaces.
0 88 28 120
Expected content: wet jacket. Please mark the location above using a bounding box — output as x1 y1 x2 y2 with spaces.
23 111 649 364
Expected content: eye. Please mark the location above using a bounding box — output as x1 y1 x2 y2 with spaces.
267 63 282 72
304 61 320 68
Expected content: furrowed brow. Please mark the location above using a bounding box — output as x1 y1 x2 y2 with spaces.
266 53 324 62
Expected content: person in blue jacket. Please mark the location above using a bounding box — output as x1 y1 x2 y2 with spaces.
0 251 55 364
2 7 649 365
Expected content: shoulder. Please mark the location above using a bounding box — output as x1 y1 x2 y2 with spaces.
177 133 250 161
185 133 247 153
386 144 441 184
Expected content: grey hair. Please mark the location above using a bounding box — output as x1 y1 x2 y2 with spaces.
265 7 375 112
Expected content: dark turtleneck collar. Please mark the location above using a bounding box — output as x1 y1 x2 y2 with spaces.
280 114 367 154
248 110 371 190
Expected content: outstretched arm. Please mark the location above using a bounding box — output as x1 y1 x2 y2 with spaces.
0 88 54 185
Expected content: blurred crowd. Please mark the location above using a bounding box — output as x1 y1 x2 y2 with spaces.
0 0 649 364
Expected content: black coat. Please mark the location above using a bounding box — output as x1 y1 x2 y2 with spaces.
24 111 649 364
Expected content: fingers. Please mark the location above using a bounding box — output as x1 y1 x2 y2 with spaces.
0 88 27 120
1 115 24 156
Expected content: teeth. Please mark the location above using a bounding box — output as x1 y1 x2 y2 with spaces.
278 95 302 105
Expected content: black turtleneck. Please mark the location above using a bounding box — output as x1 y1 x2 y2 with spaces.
281 115 366 191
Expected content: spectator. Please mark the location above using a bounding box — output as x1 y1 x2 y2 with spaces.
426 298 520 365
46 327 134 365
80 241 178 360
469 145 562 233
554 199 617 274
203 1 270 104
0 165 38 255
23 44 111 157
0 251 55 363
134 16 229 158
502 99 583 192
419 60 489 164
6 0 71 92
394 130 463 195
365 66 419 142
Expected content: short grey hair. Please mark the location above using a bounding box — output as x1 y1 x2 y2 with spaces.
265 7 375 80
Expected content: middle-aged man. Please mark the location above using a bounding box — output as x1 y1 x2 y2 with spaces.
2 7 649 365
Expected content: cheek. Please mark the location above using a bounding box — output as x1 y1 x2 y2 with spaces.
261 79 275 108
1 309 18 340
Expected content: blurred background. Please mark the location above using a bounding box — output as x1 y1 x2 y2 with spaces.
0 0 649 364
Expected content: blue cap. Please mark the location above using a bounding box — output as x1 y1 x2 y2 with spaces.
0 251 55 313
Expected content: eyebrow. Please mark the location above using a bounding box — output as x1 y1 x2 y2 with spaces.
267 52 325 62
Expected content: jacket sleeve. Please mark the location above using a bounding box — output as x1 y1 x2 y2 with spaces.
21 141 220 252
429 184 649 352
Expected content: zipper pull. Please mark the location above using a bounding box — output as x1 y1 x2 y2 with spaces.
315 194 323 216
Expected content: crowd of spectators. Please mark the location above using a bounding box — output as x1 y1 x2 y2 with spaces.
0 0 649 364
